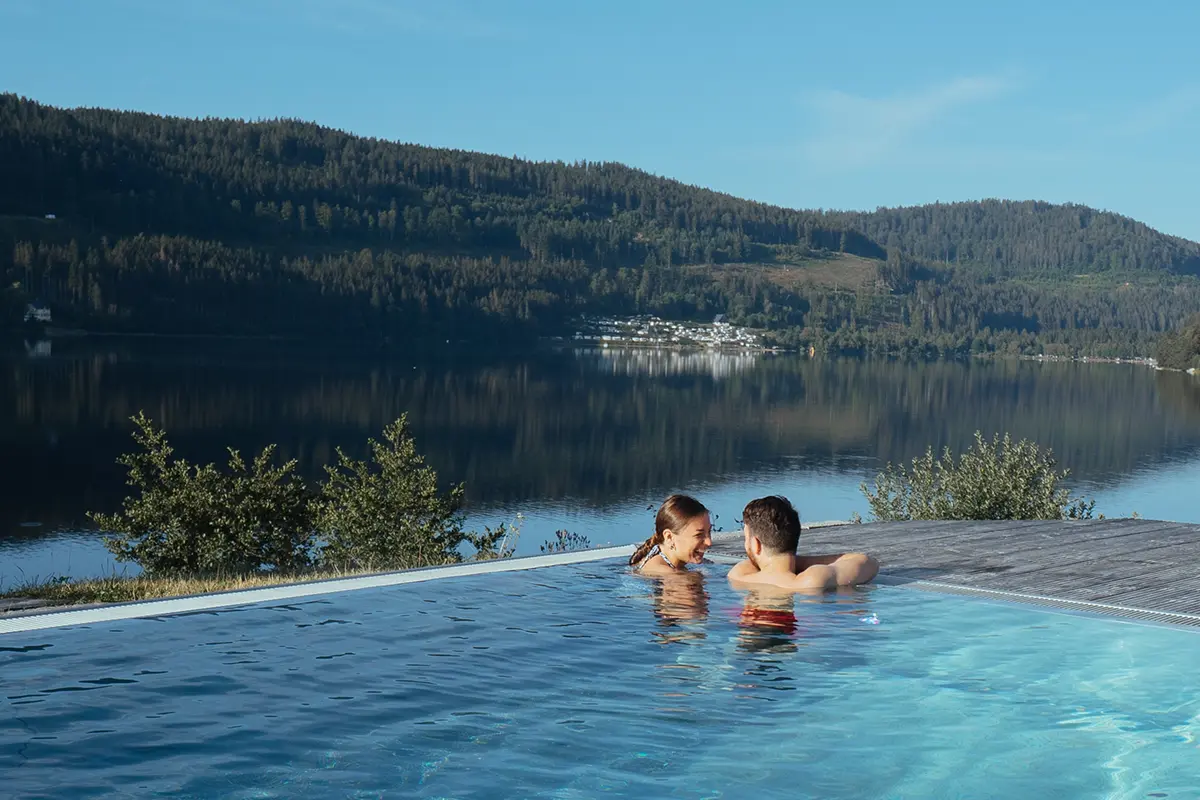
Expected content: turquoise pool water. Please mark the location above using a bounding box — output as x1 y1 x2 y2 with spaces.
3 560 1199 799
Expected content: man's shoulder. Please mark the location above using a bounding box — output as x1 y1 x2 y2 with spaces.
727 560 759 581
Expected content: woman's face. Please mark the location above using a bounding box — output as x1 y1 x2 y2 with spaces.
664 512 713 564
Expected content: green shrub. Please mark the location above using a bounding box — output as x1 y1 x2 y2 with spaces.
93 412 315 577
540 530 592 553
861 431 1095 521
470 519 521 560
94 412 510 577
313 415 507 571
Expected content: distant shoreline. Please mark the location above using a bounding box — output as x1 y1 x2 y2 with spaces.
1018 353 1163 369
5 327 532 351
5 326 1173 367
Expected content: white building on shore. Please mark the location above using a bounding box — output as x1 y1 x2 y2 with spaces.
23 304 52 324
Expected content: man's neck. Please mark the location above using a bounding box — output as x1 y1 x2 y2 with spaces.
755 550 798 575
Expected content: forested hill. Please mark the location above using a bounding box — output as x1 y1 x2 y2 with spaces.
3 93 1199 358
0 95 879 262
831 200 1200 279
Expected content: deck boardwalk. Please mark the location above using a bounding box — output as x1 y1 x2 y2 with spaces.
707 518 1200 621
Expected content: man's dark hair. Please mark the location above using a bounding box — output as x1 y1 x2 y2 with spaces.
742 496 801 554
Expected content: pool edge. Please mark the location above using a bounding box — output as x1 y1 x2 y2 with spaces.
0 544 634 636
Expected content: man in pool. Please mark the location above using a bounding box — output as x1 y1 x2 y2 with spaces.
727 495 879 591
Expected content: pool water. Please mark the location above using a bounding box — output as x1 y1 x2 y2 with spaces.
2 559 1199 799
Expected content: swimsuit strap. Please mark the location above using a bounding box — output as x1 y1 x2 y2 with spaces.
638 544 680 572
652 544 678 570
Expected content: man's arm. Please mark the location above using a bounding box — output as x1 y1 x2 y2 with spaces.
794 553 879 584
727 559 759 582
830 553 879 585
797 553 866 568
792 564 838 591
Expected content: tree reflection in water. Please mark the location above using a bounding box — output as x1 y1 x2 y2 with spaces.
7 341 1200 542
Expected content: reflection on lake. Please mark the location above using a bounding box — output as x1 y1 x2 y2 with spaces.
5 339 1200 582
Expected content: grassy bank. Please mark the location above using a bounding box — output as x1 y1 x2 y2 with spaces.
0 568 390 608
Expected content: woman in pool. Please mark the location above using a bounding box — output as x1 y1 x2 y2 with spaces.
629 494 714 575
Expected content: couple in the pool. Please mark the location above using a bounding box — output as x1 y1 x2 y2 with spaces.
630 493 878 591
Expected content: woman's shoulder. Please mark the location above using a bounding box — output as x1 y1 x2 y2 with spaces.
637 557 677 576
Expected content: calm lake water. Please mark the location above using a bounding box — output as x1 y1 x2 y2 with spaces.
4 338 1200 586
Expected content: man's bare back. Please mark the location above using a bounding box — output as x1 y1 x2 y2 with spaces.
728 552 878 592
729 496 879 593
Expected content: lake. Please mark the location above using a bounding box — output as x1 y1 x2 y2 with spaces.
4 338 1200 586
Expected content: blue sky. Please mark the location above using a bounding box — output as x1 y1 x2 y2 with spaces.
2 0 1199 239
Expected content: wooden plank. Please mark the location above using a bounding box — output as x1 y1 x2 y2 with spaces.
837 521 1190 569
1082 565 1200 603
1000 547 1199 587
947 528 1200 582
987 522 1195 554
1084 585 1200 613
993 526 1200 569
801 521 1177 565
848 519 1140 549
842 520 1046 548
785 520 1038 554
923 520 1181 553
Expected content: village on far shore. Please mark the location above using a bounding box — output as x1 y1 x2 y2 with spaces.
571 315 772 351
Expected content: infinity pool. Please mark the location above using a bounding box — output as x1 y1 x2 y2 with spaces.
3 559 1199 798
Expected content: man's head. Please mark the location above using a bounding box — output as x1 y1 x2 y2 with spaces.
741 496 801 566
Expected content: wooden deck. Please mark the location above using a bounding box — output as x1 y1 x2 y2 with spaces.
707 519 1200 622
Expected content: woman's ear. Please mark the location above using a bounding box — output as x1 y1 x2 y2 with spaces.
662 529 675 549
